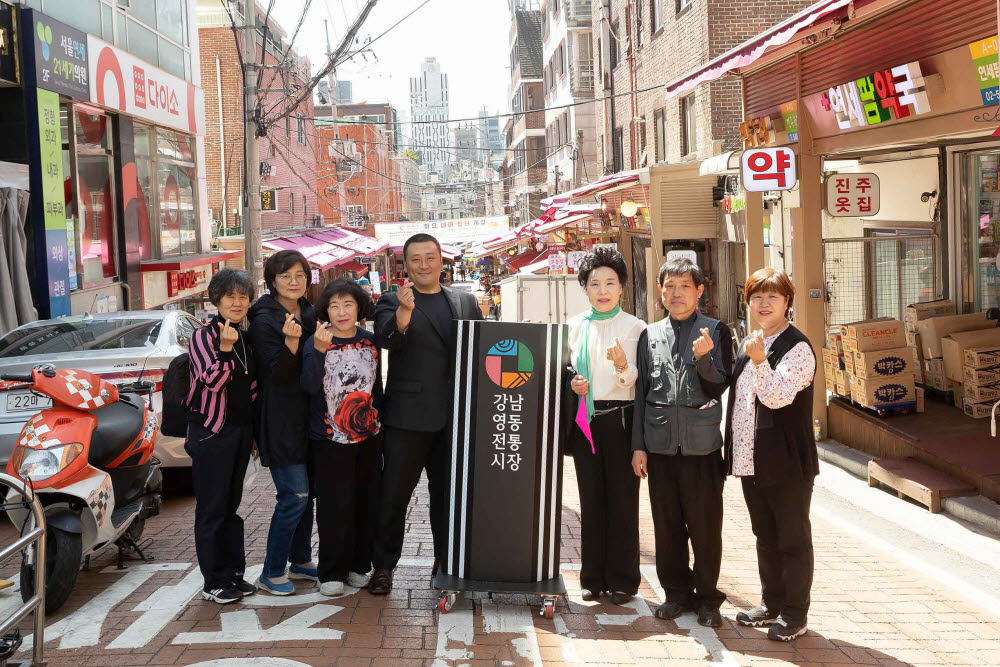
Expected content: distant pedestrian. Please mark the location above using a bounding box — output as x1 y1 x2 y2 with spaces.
248 250 319 595
186 268 258 604
726 267 817 642
302 279 383 596
368 233 483 595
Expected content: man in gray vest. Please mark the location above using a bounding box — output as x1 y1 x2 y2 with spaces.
632 257 733 628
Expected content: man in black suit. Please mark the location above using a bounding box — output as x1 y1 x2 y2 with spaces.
369 233 483 594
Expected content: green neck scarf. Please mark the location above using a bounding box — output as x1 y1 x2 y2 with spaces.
576 304 621 421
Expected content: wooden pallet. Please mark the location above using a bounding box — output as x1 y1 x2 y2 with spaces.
868 457 975 512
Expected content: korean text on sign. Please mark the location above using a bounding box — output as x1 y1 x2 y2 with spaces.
490 393 523 472
825 172 881 217
741 147 797 193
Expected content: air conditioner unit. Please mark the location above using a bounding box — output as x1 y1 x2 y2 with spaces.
312 214 325 227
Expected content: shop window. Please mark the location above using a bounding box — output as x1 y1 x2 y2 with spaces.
681 94 697 156
70 107 118 288
134 124 155 260
156 129 198 256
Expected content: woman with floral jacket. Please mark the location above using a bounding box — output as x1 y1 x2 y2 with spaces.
302 279 384 596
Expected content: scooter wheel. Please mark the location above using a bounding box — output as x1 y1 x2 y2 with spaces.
21 525 82 615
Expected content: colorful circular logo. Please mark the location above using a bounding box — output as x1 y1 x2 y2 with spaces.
486 339 534 389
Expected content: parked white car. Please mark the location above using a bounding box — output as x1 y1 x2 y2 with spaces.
0 311 200 469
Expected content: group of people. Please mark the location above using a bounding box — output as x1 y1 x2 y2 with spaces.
183 233 816 644
566 247 817 643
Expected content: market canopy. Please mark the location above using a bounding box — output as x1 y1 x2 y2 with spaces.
389 243 462 261
540 170 643 209
308 227 389 255
662 0 856 99
261 235 358 272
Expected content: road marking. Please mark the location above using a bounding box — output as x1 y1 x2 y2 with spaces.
107 564 202 649
430 598 474 666
23 562 188 651
594 593 652 626
481 603 541 666
185 659 311 667
640 564 739 667
173 604 345 644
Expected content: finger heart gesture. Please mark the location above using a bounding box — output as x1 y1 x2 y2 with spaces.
314 321 334 352
283 312 302 340
606 337 628 370
692 327 714 359
218 319 238 352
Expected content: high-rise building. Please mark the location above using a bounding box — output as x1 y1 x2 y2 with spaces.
478 107 505 169
409 57 450 180
336 80 353 105
453 125 479 164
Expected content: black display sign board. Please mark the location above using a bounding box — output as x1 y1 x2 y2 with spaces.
24 10 89 100
445 321 569 586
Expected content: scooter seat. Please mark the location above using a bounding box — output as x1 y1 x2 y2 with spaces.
89 394 145 468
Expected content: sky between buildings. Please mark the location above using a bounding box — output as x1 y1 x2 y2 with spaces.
272 0 512 133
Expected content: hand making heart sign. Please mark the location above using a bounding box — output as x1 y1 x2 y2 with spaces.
692 327 714 359
606 337 628 372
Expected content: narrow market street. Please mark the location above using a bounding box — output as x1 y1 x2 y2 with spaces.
3 450 1000 667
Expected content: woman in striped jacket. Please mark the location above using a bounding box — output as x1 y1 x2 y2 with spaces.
185 268 259 605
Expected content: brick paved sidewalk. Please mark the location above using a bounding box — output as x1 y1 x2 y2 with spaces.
1 459 999 666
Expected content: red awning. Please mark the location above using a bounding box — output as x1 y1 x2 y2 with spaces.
262 235 358 271
308 227 389 255
663 0 855 100
534 213 596 235
506 247 547 271
337 261 369 274
389 244 462 260
541 171 642 208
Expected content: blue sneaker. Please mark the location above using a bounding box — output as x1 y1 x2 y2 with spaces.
256 574 294 595
288 562 319 581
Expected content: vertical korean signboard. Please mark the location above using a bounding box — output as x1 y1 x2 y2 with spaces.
37 88 70 316
446 321 569 585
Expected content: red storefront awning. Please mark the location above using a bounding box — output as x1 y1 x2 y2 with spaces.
506 247 547 271
663 0 856 100
308 227 389 255
540 171 642 209
533 213 596 235
262 236 358 272
338 261 369 274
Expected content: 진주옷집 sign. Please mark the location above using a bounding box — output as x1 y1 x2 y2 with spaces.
741 147 797 192
820 61 930 131
29 11 89 100
825 173 881 217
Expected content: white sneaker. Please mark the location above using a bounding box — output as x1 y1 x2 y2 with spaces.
319 580 345 596
347 570 372 588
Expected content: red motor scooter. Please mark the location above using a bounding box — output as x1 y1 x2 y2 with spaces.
2 365 162 614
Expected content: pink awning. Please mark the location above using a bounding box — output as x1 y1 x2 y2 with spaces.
663 0 855 100
308 227 389 255
540 171 642 209
533 213 595 235
262 235 358 271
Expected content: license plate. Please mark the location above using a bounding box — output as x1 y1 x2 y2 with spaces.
5 392 52 413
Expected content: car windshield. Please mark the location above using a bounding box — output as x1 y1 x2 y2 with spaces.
0 319 162 357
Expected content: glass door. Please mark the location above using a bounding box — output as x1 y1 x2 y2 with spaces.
964 151 1000 311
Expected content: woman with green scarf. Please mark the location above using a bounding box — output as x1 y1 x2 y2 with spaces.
566 247 646 606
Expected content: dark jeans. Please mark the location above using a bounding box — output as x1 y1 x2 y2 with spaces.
372 426 450 570
647 450 726 610
741 475 814 625
311 436 382 583
262 463 315 578
571 404 640 595
186 420 253 590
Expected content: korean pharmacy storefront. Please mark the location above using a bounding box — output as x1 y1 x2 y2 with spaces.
665 0 1000 499
17 8 219 318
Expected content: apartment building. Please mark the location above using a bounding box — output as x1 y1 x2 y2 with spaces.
508 1 548 226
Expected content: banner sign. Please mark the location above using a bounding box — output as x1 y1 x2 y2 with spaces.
86 35 204 135
825 173 881 217
374 215 510 245
969 36 1000 106
446 321 569 584
38 88 70 316
261 189 276 212
28 11 89 99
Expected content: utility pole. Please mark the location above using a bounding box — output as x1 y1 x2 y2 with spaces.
242 19 263 289
573 129 583 189
553 165 562 195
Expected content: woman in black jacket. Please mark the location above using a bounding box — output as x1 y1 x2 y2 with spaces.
724 268 818 642
248 250 318 595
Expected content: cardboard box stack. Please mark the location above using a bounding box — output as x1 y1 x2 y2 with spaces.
962 345 1000 419
912 306 996 395
837 318 915 411
905 300 954 392
823 328 847 397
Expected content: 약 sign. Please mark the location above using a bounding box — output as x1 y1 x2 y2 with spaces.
741 147 797 192
820 61 930 131
825 173 881 217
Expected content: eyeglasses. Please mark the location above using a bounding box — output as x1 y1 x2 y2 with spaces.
277 272 308 284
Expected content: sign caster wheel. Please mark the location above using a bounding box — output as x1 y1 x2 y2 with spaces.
438 593 458 614
541 599 555 619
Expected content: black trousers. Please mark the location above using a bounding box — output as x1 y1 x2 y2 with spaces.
741 475 814 624
186 420 253 590
311 436 382 583
372 426 450 570
647 451 726 610
571 404 640 595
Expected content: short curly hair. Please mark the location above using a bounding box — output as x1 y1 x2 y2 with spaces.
577 246 628 287
207 268 255 306
314 278 374 323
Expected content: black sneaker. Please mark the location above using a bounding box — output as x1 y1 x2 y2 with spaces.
768 615 807 642
736 605 779 627
369 568 393 595
697 607 723 628
610 591 633 606
654 600 690 620
234 578 258 596
581 589 602 601
202 585 242 604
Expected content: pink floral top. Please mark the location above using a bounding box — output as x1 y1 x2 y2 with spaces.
731 330 816 477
